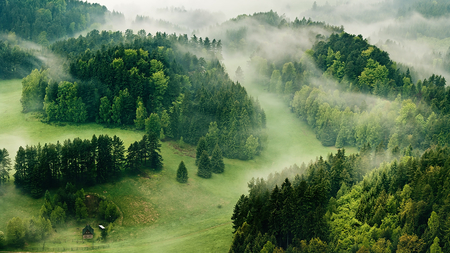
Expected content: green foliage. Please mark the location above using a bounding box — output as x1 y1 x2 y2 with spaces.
0 0 111 42
260 241 275 253
50 206 66 225
0 38 42 79
6 217 26 247
105 202 119 223
211 144 225 174
134 98 147 130
244 135 259 160
43 81 88 123
0 148 11 186
430 237 443 253
145 113 161 136
13 135 126 197
197 150 211 179
21 69 49 112
75 197 88 222
176 161 188 183
0 231 5 249
195 137 207 166
98 96 111 124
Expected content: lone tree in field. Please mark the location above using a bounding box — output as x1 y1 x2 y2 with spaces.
195 137 207 166
176 161 188 183
211 144 225 174
197 150 211 178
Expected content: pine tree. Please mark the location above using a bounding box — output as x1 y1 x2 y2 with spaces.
176 161 188 183
134 97 147 130
148 133 163 170
197 150 211 178
211 144 225 174
195 137 207 166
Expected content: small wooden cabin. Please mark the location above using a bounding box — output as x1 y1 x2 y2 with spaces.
82 225 94 239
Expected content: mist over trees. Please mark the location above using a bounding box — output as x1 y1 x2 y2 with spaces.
2 0 450 251
248 31 450 152
230 145 450 252
21 29 266 160
0 0 114 44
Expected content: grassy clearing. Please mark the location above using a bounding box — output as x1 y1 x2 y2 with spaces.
0 79 356 252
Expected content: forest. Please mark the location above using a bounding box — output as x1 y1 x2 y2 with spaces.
1 0 450 252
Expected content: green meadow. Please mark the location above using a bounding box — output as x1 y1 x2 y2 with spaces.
0 79 356 252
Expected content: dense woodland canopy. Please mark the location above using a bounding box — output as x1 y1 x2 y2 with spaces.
13 133 162 198
21 30 266 159
0 0 114 44
229 146 450 252
250 32 450 151
1 1 450 251
0 37 42 79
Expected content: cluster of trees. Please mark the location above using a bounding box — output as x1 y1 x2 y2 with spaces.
22 29 266 160
195 137 225 179
328 146 450 252
229 145 450 252
2 216 51 249
126 133 163 173
395 0 450 18
13 133 162 198
0 37 42 79
0 0 112 44
220 11 343 54
1 185 119 249
249 32 450 151
229 147 375 252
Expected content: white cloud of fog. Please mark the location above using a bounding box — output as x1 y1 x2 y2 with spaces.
86 0 318 24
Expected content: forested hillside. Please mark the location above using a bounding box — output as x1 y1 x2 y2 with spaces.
249 32 450 150
21 30 266 159
0 0 114 44
229 146 450 252
0 36 42 79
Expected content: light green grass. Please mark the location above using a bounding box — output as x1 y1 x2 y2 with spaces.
0 79 356 252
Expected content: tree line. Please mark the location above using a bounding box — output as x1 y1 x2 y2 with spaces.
229 145 450 252
0 36 42 79
22 30 266 160
249 32 450 152
13 133 162 198
0 0 117 45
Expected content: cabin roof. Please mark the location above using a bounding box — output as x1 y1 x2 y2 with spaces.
82 225 94 235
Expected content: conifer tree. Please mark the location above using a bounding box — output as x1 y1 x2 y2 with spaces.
211 144 225 174
148 133 163 170
197 150 211 178
134 97 147 130
195 137 207 166
176 161 188 183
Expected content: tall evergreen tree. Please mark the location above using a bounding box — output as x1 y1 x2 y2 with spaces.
211 144 225 174
148 133 163 170
195 137 207 166
197 150 211 178
176 161 188 183
0 148 11 185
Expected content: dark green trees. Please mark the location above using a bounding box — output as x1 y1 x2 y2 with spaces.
197 151 211 179
148 133 163 171
13 134 126 197
176 161 188 183
126 134 163 173
0 148 11 185
195 137 207 166
211 144 225 174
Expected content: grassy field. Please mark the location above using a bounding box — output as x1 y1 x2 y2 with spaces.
0 79 356 252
